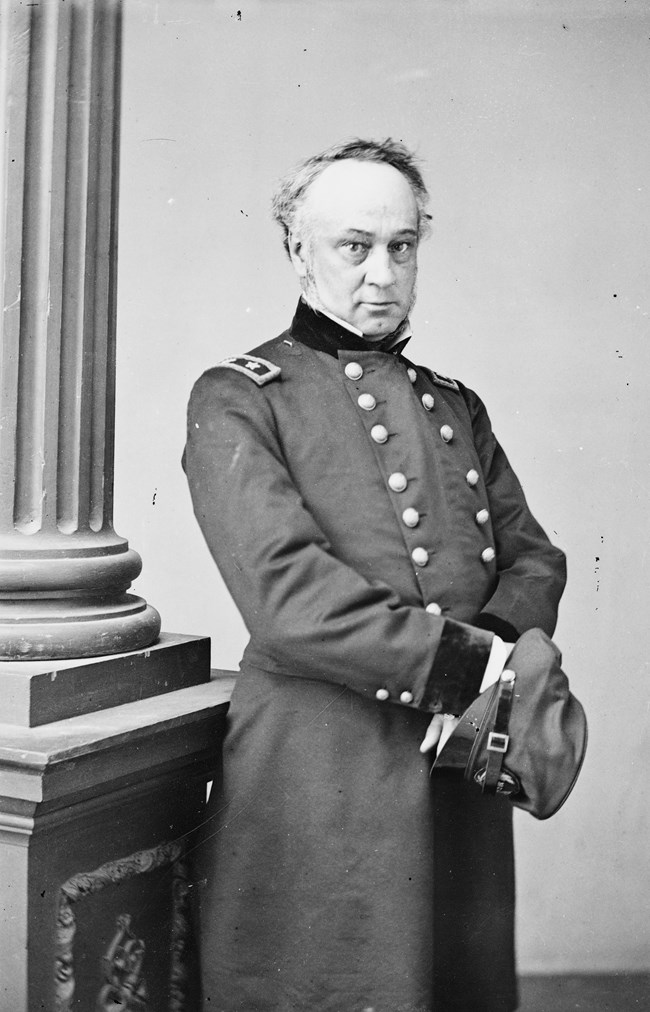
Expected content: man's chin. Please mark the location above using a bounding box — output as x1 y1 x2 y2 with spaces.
358 313 403 341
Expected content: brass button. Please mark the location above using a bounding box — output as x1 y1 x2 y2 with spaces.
375 688 390 701
407 368 417 384
388 472 408 492
402 507 420 527
358 393 376 411
371 424 389 444
422 393 434 411
476 509 490 525
345 362 363 381
481 547 496 564
466 469 479 486
440 424 454 443
411 547 429 567
426 602 442 616
400 690 414 704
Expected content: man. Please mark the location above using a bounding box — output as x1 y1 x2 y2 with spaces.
184 139 566 1011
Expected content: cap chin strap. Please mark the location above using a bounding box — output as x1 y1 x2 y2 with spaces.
468 671 521 797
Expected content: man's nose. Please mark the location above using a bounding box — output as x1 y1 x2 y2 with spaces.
364 247 395 287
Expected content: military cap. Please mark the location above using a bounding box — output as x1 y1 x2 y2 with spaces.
433 627 587 820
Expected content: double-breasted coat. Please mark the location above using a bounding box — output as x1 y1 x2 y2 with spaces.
183 299 567 1012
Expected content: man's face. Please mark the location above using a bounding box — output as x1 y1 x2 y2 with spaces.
289 160 419 340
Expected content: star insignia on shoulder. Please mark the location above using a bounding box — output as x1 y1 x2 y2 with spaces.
217 354 281 386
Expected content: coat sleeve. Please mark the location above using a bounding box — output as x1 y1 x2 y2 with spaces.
459 384 567 639
183 367 494 716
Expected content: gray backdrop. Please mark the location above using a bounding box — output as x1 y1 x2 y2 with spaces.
114 0 650 976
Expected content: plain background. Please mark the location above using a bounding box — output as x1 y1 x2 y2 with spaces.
115 0 649 976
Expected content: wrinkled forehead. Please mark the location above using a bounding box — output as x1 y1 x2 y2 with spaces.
302 159 419 235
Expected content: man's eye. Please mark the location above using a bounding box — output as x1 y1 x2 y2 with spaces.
391 241 412 255
342 241 368 255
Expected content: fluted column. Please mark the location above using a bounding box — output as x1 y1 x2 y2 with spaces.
0 0 160 658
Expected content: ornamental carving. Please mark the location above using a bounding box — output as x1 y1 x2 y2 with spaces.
169 858 192 1012
55 841 191 1012
96 914 148 1011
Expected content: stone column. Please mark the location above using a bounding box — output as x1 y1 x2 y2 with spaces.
0 0 160 659
0 5 233 1008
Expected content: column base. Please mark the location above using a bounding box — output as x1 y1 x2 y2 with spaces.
0 593 161 660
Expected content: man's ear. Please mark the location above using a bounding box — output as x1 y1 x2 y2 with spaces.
288 231 308 278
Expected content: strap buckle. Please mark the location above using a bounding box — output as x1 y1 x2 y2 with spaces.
487 731 509 754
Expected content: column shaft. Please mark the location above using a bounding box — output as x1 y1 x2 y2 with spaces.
0 0 160 658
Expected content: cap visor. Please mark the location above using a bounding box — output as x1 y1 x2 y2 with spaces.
432 687 495 771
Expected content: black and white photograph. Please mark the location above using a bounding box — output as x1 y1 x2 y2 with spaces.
0 1 648 1009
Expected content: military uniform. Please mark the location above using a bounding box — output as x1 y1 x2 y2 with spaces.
184 298 566 1012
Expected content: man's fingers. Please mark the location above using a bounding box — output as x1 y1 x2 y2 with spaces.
420 714 460 755
420 714 444 753
436 715 460 756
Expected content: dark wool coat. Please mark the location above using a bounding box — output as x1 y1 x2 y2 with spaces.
183 300 567 1012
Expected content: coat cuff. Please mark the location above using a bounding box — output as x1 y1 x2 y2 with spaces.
418 618 494 715
474 612 520 643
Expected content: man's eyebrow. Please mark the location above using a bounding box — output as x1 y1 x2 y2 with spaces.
339 227 418 238
340 229 372 238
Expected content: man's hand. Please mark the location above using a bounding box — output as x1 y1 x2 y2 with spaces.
420 713 460 755
419 637 515 755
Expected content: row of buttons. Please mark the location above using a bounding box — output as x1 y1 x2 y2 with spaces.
375 687 413 703
345 359 496 569
349 364 456 638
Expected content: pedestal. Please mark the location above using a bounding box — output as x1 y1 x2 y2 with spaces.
0 648 235 1011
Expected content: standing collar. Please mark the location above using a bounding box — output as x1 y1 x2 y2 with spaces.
289 298 412 358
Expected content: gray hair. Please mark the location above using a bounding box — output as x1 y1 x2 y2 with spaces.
271 138 432 257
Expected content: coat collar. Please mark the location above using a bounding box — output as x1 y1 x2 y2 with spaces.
289 298 412 359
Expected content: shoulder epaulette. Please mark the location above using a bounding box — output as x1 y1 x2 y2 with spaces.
217 354 281 386
429 370 459 391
